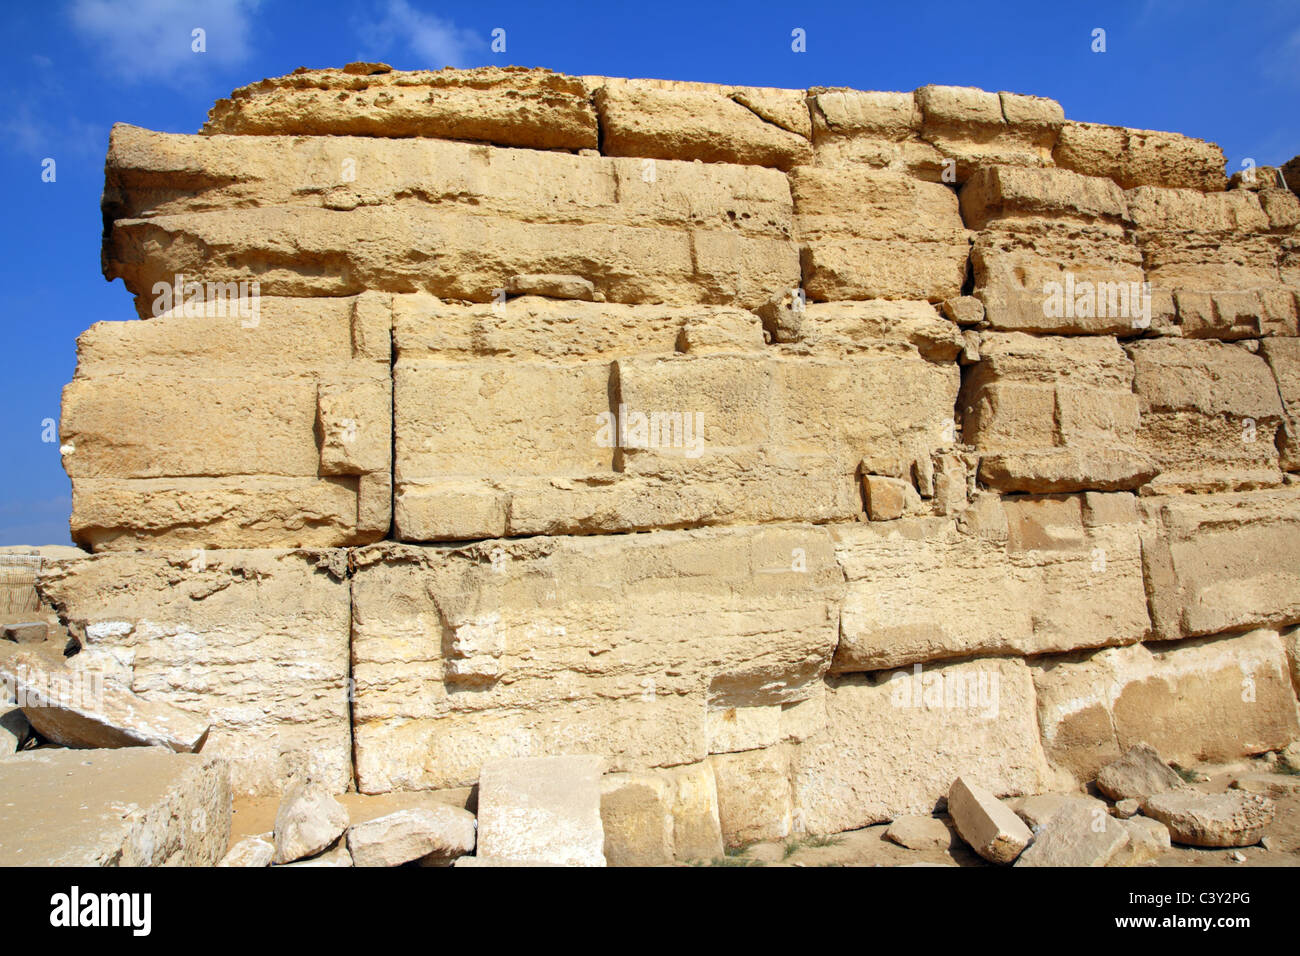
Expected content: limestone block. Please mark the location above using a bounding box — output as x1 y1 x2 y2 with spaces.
594 80 812 169
1034 629 1300 782
948 776 1033 864
1261 337 1300 470
665 762 725 861
1053 121 1227 191
477 756 606 867
1141 790 1274 847
831 494 1149 671
0 747 230 866
203 66 599 149
807 88 942 174
792 659 1051 835
1129 339 1285 492
790 166 969 301
960 333 1156 492
393 296 958 539
914 86 1063 182
38 549 353 796
1014 801 1130 867
1139 489 1300 638
600 772 674 866
710 745 794 846
103 126 797 311
61 294 392 550
350 525 843 793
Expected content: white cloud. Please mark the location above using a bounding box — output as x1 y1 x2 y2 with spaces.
71 0 260 82
356 0 479 69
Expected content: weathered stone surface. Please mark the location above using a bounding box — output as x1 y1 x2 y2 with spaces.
1141 790 1275 847
1232 772 1300 798
593 79 812 170
1127 186 1296 338
346 806 476 867
807 88 934 172
1053 121 1227 191
0 747 230 866
831 494 1148 671
1 648 209 752
391 296 959 539
793 659 1051 835
1140 491 1300 639
350 525 843 792
62 294 392 550
1011 792 1107 830
711 745 794 846
0 707 26 755
477 756 606 867
962 333 1155 492
885 815 954 851
104 126 797 312
1114 798 1140 819
3 621 47 644
1015 801 1130 867
665 762 725 861
1129 339 1286 493
204 66 599 149
1113 815 1172 865
38 549 352 796
948 776 1033 864
1095 744 1185 802
600 772 674 866
791 166 969 301
281 842 352 867
1035 629 1300 782
1261 337 1300 471
219 834 274 867
272 779 349 864
916 87 1063 182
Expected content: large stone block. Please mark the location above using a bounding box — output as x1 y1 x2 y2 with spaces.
37 549 352 796
477 756 606 866
592 78 812 169
62 294 391 550
1139 488 1300 640
1034 629 1300 782
790 166 969 301
961 166 1147 334
960 332 1156 492
349 525 844 793
1053 121 1227 191
1260 337 1300 470
792 659 1051 835
203 65 599 149
393 296 959 540
831 492 1149 671
103 125 798 312
0 747 231 866
1129 339 1286 493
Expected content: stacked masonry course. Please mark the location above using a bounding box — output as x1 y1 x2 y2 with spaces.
36 64 1300 849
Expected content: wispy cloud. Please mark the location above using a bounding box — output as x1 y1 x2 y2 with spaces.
70 0 260 83
355 0 480 69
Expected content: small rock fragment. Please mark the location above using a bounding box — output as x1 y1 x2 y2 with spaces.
1096 743 1184 802
885 814 954 851
272 779 350 864
219 834 274 867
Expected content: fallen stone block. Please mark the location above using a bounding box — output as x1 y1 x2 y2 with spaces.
1015 801 1130 867
476 756 606 867
885 815 954 851
3 621 48 644
1095 743 1185 802
346 807 477 867
1011 793 1107 831
1141 790 1275 847
948 776 1033 864
0 747 230 865
1112 816 1172 866
281 842 352 867
1 648 208 753
219 834 274 867
272 780 350 864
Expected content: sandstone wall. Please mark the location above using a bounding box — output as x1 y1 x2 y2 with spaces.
42 65 1300 840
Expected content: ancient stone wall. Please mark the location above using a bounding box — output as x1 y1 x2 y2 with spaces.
41 64 1300 846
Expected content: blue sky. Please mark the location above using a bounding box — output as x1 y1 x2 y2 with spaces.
2 0 1298 545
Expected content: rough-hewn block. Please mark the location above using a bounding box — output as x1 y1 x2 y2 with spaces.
103 126 798 312
38 550 352 796
62 294 391 550
1129 339 1286 492
1139 488 1300 640
832 493 1149 671
790 166 969 301
1260 337 1300 470
1054 121 1227 191
203 65 599 149
793 659 1051 835
1034 629 1300 782
349 526 844 793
